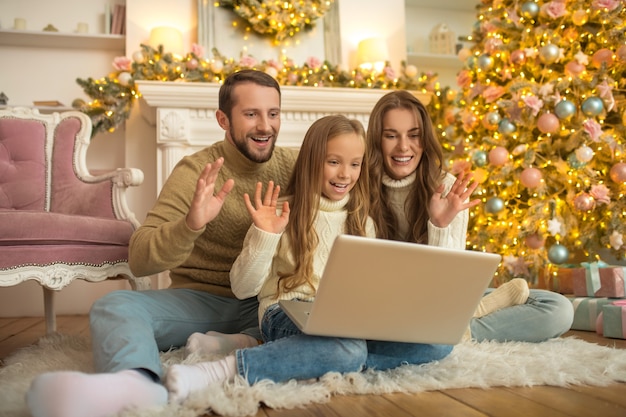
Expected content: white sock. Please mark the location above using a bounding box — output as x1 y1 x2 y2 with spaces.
26 369 168 417
461 279 529 342
473 277 530 318
185 331 259 356
166 355 237 403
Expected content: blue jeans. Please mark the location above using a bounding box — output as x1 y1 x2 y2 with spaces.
234 304 453 384
470 289 574 342
89 288 259 379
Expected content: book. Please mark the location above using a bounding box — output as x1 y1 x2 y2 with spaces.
111 4 126 35
120 4 126 35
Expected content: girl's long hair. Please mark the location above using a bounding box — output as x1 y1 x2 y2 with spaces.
278 115 370 292
366 90 444 243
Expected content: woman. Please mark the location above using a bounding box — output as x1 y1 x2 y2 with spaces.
366 90 574 342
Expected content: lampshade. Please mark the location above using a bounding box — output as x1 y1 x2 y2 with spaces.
356 38 389 72
149 26 184 55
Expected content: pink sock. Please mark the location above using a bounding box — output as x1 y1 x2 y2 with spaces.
26 369 168 417
166 355 237 403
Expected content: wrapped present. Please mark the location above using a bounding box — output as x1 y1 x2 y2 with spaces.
537 265 581 294
572 261 626 298
568 297 616 331
551 267 578 294
600 300 626 339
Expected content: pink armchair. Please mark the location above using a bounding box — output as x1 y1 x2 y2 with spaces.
0 107 150 334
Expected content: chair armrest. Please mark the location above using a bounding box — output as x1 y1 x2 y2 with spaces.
89 167 144 187
84 168 144 229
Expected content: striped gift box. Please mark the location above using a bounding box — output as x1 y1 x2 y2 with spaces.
567 297 617 331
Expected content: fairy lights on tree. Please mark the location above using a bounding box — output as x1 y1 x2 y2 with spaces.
440 0 626 284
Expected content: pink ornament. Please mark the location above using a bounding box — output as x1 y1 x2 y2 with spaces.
592 48 614 68
609 162 626 183
564 60 585 77
287 72 299 84
488 146 509 166
520 167 543 188
525 233 545 249
574 192 596 211
510 49 526 65
186 58 198 70
537 113 560 134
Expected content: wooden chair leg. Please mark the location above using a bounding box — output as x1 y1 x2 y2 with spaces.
43 287 56 334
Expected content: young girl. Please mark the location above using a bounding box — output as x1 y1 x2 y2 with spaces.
165 114 453 402
366 90 574 342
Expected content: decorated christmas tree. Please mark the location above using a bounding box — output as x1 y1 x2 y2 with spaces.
440 0 626 285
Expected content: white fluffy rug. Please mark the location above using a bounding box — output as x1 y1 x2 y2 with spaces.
2 333 626 417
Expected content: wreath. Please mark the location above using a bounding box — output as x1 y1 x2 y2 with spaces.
219 0 334 43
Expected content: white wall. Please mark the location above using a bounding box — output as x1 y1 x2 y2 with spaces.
405 5 475 54
0 0 411 317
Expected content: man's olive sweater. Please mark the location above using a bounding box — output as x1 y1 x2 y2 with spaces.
129 139 297 297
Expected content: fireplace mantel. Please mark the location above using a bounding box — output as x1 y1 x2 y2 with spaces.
136 80 431 192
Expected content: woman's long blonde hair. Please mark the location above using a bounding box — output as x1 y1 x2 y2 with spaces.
366 90 444 243
278 115 371 292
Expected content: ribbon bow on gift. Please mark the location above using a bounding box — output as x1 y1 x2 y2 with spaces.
580 261 626 296
581 261 608 295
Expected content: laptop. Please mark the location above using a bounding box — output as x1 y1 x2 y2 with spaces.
279 234 501 345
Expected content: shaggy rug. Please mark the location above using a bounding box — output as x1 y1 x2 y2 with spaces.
2 333 626 417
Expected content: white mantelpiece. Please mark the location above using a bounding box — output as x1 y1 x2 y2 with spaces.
136 80 431 193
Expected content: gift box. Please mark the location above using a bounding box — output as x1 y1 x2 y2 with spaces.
572 261 626 298
600 300 626 339
534 265 581 295
567 297 616 331
537 265 580 294
551 268 578 294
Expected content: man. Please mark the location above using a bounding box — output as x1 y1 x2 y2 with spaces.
26 70 298 417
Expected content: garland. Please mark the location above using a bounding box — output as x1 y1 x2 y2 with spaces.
74 44 449 136
219 0 334 42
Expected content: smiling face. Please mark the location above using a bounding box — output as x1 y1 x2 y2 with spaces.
217 82 280 163
380 108 423 180
322 132 365 201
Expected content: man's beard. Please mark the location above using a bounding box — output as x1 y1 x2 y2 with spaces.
231 128 276 163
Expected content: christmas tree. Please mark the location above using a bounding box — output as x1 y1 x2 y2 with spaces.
440 0 626 285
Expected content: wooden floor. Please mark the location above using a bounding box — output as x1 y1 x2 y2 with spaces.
2 315 626 417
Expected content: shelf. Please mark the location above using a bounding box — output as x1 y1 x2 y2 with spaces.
0 29 124 51
407 52 463 69
405 0 476 11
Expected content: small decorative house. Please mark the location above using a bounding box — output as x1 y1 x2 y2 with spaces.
429 23 456 55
